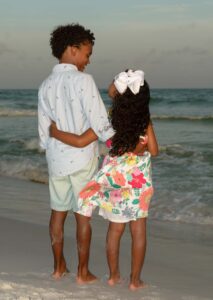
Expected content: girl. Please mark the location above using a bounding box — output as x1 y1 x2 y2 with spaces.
50 69 158 290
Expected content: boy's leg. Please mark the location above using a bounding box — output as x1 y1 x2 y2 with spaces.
49 210 68 279
70 156 98 283
74 212 97 283
106 222 126 285
129 217 147 290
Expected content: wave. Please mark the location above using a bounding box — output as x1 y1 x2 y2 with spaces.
0 109 37 117
150 208 213 225
151 97 213 105
100 143 205 162
158 144 213 171
0 158 48 184
159 144 205 160
101 143 210 163
9 138 43 152
152 114 213 121
1 139 208 163
0 153 212 226
1 109 212 121
150 191 213 225
23 138 41 151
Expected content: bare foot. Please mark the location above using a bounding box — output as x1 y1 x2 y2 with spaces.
107 276 122 286
76 271 98 284
52 268 70 280
129 280 147 291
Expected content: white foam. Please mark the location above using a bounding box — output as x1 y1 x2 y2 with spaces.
0 275 164 300
0 159 48 183
9 138 43 153
23 138 39 150
150 192 213 225
0 282 13 290
159 144 204 159
152 114 213 120
0 109 37 117
0 278 74 299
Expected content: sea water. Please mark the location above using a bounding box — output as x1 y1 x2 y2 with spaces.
0 88 212 225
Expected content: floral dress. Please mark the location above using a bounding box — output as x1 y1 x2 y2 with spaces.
77 150 154 222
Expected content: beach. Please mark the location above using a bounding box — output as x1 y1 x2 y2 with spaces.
0 175 212 300
0 88 212 299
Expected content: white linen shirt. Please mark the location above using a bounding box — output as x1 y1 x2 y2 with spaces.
38 63 114 177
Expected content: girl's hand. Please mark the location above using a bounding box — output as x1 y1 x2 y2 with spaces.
49 121 57 138
48 122 98 147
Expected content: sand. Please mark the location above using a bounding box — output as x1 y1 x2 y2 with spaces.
0 175 212 300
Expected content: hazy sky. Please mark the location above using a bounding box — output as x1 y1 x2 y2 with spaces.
0 0 212 88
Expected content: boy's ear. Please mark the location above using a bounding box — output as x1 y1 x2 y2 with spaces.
69 45 77 56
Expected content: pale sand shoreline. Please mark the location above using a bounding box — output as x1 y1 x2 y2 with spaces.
0 175 212 299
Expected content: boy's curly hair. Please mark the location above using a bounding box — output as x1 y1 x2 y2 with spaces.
50 23 95 59
110 80 150 156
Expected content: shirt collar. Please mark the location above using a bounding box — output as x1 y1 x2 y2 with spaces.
52 63 78 73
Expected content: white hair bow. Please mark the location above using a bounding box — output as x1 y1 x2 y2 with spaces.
114 69 145 95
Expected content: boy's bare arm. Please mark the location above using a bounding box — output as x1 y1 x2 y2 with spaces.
50 122 98 147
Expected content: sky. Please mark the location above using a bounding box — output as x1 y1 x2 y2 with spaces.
0 0 212 89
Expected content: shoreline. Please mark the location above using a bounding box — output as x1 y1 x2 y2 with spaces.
0 175 212 299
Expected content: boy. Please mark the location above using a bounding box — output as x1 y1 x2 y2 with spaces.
38 23 113 283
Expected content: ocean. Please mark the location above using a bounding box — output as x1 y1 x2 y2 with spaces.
0 88 212 226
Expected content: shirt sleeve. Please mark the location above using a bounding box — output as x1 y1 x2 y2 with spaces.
80 74 114 142
38 88 51 150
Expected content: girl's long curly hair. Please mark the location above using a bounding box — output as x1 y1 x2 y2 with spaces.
109 80 150 156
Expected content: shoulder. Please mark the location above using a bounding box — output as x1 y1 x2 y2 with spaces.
38 73 52 92
73 72 98 95
38 78 49 101
74 71 95 84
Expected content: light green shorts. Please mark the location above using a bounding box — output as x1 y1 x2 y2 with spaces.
49 156 98 212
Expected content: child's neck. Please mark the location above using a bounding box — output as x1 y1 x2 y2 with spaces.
59 57 75 65
59 47 76 66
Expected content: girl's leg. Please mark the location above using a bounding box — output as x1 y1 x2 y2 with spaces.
106 221 126 285
129 217 147 291
49 210 68 279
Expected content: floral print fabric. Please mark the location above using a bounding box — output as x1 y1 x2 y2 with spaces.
78 151 153 220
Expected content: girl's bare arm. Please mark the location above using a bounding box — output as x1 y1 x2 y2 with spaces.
50 122 98 147
146 122 159 156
